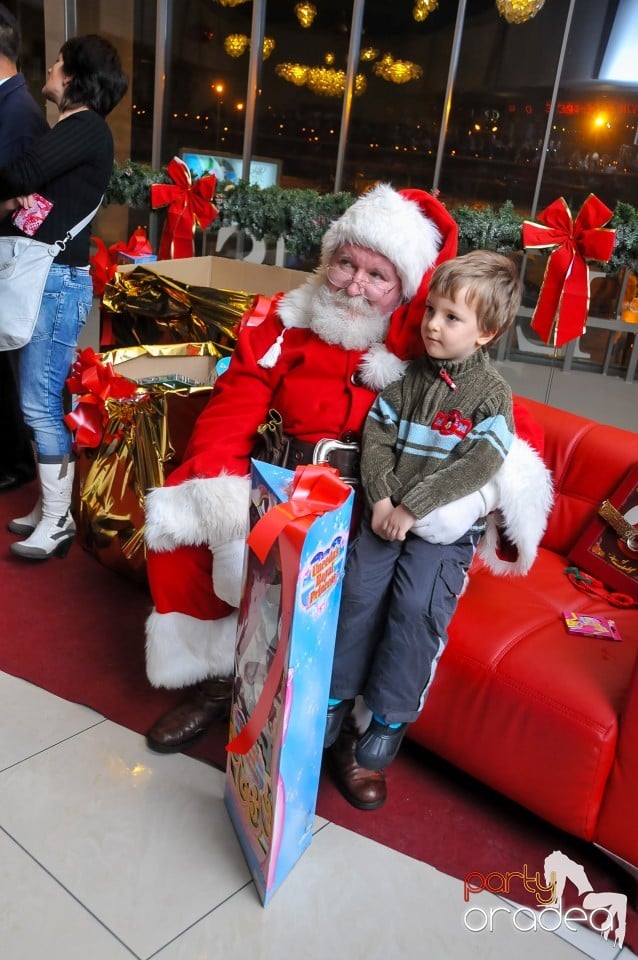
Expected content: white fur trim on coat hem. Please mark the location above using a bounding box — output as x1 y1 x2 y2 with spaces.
145 608 238 688
478 435 554 576
144 473 250 552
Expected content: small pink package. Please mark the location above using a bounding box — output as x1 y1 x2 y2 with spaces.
563 611 622 641
12 194 53 236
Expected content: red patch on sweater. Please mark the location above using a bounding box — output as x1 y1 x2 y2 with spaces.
432 409 472 438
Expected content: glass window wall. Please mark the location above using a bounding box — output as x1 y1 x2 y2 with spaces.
35 0 638 379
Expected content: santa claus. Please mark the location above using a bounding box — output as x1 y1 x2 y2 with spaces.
143 184 552 811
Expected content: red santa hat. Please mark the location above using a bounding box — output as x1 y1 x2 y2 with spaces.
258 183 458 372
383 188 459 361
320 183 453 301
321 184 458 361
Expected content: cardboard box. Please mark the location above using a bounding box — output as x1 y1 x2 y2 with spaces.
101 343 218 388
117 254 310 298
225 460 354 905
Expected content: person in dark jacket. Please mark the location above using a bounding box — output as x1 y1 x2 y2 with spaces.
0 3 49 492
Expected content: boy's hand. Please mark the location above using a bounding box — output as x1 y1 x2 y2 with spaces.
371 498 395 537
378 503 416 542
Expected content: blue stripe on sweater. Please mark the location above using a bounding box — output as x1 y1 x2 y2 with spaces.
368 395 400 426
396 413 512 459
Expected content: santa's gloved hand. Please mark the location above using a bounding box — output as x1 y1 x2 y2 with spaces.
411 479 499 545
212 538 246 607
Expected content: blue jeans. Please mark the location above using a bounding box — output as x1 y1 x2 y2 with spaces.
18 264 93 462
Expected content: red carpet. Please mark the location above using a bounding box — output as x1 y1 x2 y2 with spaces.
1 480 636 950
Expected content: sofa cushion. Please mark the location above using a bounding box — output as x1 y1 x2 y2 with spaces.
409 547 638 839
515 398 638 558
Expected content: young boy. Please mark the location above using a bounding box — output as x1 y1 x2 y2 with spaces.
324 249 522 772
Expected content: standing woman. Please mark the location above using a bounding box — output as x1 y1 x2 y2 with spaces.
0 35 128 560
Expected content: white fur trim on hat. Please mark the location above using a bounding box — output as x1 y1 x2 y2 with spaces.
358 341 408 392
145 608 238 688
144 473 250 552
321 184 442 301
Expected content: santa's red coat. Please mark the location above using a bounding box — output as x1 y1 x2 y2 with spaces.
144 293 552 690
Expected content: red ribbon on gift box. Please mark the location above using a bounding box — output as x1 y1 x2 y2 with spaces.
150 157 218 260
90 226 154 297
64 347 138 448
226 465 352 756
522 194 616 348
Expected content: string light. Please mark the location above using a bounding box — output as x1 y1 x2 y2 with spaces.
305 66 366 97
495 0 546 24
413 0 438 22
224 34 249 57
275 62 310 86
294 2 317 28
373 54 423 84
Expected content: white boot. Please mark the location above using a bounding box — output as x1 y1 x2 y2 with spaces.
8 498 42 536
11 461 75 560
7 440 41 535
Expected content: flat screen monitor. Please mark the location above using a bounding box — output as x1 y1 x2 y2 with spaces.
180 149 281 188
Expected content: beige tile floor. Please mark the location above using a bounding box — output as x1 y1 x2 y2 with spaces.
0 668 635 960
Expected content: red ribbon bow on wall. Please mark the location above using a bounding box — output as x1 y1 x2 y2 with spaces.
64 348 138 448
150 157 218 260
226 465 352 757
522 194 616 347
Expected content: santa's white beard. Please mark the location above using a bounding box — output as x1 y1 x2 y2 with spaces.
309 283 391 351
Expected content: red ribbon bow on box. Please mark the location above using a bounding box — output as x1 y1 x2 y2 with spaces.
90 226 154 298
226 464 352 756
64 348 138 448
522 194 616 347
150 157 218 260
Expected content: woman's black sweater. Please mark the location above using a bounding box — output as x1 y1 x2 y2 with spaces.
0 110 113 266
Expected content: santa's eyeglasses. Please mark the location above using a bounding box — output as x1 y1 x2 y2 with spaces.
327 263 397 299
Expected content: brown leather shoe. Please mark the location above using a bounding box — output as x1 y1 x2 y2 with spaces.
146 678 233 753
328 716 387 810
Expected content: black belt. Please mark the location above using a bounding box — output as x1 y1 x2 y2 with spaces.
287 437 361 485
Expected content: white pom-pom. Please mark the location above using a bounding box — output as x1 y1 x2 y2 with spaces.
258 331 285 368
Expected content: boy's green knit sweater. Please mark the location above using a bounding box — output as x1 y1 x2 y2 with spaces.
361 348 514 520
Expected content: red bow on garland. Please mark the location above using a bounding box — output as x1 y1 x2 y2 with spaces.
150 157 218 260
64 348 138 448
90 226 154 297
522 194 616 347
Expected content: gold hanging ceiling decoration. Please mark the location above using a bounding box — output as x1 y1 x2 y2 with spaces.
413 0 439 22
261 37 276 60
275 62 310 86
217 0 251 6
360 47 379 62
373 54 423 85
305 66 367 97
324 52 336 66
495 0 546 24
224 34 249 57
295 2 317 28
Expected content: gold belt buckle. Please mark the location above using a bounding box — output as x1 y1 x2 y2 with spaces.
312 438 360 486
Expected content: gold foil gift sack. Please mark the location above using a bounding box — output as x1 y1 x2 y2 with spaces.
69 343 222 581
100 265 256 349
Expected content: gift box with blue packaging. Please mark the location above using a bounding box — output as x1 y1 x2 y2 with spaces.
224 459 354 905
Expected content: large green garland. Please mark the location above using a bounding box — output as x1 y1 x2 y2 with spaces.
106 160 638 273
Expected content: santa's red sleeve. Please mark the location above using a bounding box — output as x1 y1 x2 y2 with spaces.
144 297 284 554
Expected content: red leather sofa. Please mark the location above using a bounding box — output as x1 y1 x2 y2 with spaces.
408 395 638 874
